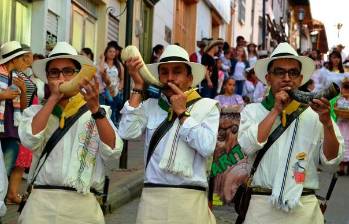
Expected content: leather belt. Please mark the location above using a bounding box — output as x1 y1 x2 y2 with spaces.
251 187 315 196
33 185 102 196
143 183 206 192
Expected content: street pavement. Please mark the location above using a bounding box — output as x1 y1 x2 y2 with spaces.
1 137 145 224
318 172 349 224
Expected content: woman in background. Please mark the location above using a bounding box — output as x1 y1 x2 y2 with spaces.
80 48 94 62
318 50 346 90
231 46 249 95
247 43 258 68
97 43 124 126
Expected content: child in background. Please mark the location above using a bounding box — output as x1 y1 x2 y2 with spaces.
214 78 244 111
335 77 349 175
216 57 225 95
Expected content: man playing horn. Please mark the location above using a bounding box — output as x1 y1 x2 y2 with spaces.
119 45 219 224
18 42 123 224
238 42 344 223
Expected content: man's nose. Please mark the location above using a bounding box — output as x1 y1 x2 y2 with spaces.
283 73 292 81
58 72 65 80
168 72 176 81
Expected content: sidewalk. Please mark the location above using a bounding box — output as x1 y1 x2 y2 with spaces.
1 137 145 224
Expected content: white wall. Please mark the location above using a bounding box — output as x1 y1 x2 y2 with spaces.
220 23 227 39
152 0 174 47
196 0 212 41
108 0 121 14
31 0 48 54
207 0 231 23
234 0 254 46
252 0 262 45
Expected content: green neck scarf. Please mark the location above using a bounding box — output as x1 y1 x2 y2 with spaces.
158 90 202 121
52 105 63 119
261 90 275 111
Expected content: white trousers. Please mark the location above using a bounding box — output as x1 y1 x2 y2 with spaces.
244 195 324 224
136 187 216 224
18 189 105 224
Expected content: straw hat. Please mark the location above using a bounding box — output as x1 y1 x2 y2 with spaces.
204 39 224 52
146 45 206 87
32 42 93 83
196 38 209 48
254 42 315 85
0 41 29 65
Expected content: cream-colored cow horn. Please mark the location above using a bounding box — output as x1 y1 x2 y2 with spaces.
121 45 163 87
59 64 97 95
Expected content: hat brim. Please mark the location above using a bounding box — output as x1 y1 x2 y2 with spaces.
254 56 315 85
196 41 207 47
204 40 224 52
0 50 30 65
32 55 93 83
146 61 206 88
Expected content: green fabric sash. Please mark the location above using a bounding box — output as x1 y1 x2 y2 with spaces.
261 90 275 111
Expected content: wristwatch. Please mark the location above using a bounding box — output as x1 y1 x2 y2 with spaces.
91 107 106 120
178 110 190 120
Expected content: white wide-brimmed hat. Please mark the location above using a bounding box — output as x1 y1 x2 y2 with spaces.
32 42 93 83
146 45 206 87
0 41 29 65
254 42 315 85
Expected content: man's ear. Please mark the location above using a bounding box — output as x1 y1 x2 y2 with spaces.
299 75 304 84
188 74 194 86
265 73 271 86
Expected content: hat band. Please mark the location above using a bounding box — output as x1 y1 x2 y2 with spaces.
272 53 295 58
49 53 71 58
160 56 188 63
1 48 24 59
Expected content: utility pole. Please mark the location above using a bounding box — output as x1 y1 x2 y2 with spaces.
119 0 134 169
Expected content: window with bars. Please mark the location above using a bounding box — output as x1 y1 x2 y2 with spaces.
238 0 245 24
107 14 119 42
73 0 97 17
46 10 58 52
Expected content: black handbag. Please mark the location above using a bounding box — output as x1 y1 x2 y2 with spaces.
18 105 88 213
233 106 307 224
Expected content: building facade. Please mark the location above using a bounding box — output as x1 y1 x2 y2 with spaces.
0 0 327 59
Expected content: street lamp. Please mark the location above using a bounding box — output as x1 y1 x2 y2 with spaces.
336 23 343 38
298 8 305 53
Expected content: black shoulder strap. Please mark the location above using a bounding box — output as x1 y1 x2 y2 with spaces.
145 97 202 168
250 106 308 176
30 104 89 185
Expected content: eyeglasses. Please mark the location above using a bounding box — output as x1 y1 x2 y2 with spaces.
47 67 79 79
342 84 349 89
269 67 301 79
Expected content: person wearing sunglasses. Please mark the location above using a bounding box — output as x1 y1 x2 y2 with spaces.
17 42 123 224
238 43 344 224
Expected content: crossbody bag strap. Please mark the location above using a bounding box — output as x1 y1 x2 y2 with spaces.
250 105 308 176
29 104 89 185
145 97 202 168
